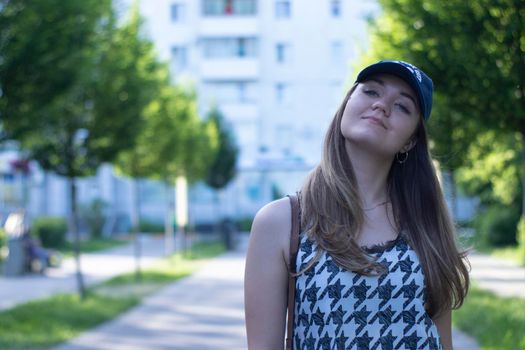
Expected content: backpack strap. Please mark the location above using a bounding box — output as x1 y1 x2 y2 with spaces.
285 193 301 350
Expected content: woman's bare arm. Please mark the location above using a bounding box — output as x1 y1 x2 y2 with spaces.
244 198 291 350
433 309 452 350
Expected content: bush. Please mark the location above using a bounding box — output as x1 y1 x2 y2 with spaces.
31 217 67 248
518 217 525 264
0 228 5 249
475 205 520 247
138 220 164 234
80 199 107 238
236 217 253 232
0 228 6 262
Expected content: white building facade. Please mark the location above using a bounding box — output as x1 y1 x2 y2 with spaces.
126 0 380 221
2 0 380 230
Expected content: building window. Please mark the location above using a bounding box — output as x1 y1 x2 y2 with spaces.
202 0 256 16
171 46 188 71
330 0 341 17
275 83 288 104
275 43 291 63
238 82 248 102
202 37 258 59
275 0 291 18
276 125 292 155
205 81 257 103
330 41 343 63
238 38 247 57
170 3 185 22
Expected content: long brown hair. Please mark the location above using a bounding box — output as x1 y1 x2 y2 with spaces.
300 84 469 317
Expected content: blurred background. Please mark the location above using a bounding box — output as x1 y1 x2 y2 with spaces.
0 0 524 349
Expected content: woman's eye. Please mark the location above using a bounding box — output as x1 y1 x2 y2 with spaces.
363 89 378 96
396 103 410 114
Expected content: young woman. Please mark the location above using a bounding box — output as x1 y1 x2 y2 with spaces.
244 60 470 350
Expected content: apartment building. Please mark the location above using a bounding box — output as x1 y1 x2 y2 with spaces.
127 0 379 220
3 0 379 229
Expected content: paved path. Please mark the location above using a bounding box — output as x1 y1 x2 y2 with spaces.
468 252 525 298
452 328 480 350
0 235 167 311
450 251 525 350
52 235 482 350
54 239 247 350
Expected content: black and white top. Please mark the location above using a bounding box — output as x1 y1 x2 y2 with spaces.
293 233 442 350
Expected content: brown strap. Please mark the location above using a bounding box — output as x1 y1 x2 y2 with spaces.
286 193 301 350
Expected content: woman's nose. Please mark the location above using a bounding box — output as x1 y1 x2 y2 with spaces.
372 100 390 117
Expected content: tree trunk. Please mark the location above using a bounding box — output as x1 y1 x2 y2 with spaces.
69 177 86 299
520 131 525 218
131 179 141 281
21 173 29 212
41 171 48 216
214 190 221 235
450 169 458 220
164 181 175 255
517 128 525 261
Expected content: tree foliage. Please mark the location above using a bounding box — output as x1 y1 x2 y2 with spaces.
205 108 238 190
112 5 170 180
138 85 218 184
0 0 166 298
0 0 162 177
457 131 523 206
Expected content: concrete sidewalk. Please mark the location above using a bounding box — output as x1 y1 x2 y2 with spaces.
468 252 525 298
53 239 248 350
0 235 167 311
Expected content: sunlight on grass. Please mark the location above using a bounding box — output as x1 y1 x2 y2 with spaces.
0 293 138 350
0 240 226 350
490 245 524 266
453 285 525 350
458 230 524 266
60 237 130 257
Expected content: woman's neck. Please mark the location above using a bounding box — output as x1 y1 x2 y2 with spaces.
345 141 393 207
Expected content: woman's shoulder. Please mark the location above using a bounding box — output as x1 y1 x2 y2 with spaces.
250 197 293 264
252 197 292 235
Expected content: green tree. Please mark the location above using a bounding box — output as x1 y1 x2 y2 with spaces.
139 85 218 253
109 2 167 280
457 130 522 245
204 108 238 223
205 108 238 190
457 131 522 207
0 0 162 297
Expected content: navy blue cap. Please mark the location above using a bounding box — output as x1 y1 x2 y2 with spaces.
355 60 434 121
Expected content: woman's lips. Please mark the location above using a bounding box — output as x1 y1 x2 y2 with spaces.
362 116 387 129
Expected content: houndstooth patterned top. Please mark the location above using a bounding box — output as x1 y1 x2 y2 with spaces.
293 233 443 350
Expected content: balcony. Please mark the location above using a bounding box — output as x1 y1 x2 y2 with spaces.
199 17 258 37
200 58 259 80
202 0 257 17
218 103 258 122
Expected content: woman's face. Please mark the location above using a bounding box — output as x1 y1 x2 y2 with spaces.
340 73 421 158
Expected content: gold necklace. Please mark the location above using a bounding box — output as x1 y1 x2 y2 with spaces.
363 200 390 211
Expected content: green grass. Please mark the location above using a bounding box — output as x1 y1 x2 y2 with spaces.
99 241 226 287
59 237 130 257
489 245 524 266
453 285 525 350
0 240 226 350
458 232 524 266
0 293 138 350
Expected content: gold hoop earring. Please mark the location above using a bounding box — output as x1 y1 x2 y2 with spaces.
396 151 409 164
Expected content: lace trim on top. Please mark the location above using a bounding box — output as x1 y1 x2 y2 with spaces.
360 233 403 254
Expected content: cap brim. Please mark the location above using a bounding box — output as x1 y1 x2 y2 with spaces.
356 62 424 117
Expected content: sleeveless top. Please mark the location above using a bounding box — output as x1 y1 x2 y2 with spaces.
293 233 443 350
